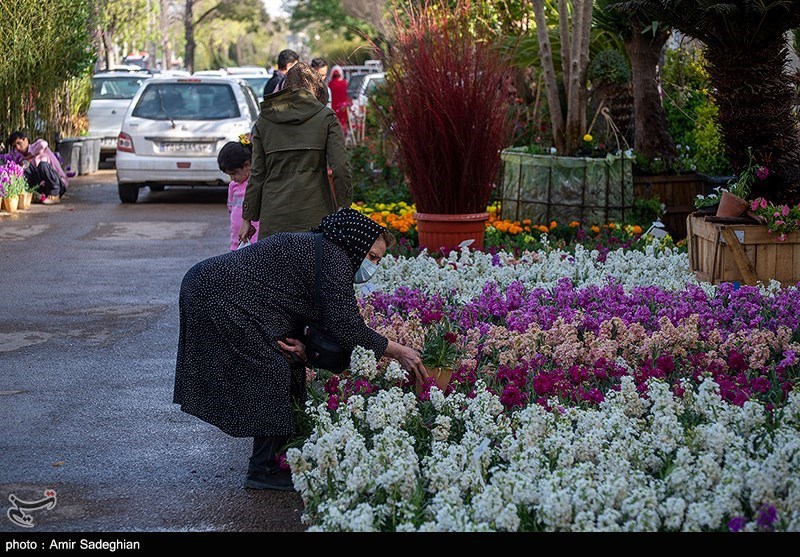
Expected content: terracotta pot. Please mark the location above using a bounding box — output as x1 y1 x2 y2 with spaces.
716 191 749 218
415 366 453 395
2 195 19 213
414 212 489 252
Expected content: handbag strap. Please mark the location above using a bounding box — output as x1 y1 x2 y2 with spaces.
313 232 324 311
326 169 338 211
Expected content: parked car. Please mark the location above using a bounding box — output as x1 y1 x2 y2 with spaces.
226 66 271 77
352 72 386 110
192 69 228 77
115 76 260 203
237 74 272 103
348 72 386 135
88 71 151 161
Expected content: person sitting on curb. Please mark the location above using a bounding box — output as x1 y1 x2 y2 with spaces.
8 130 69 205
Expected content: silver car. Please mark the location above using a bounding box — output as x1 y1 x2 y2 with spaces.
115 76 260 203
88 71 150 160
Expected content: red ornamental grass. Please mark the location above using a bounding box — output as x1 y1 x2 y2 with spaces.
384 0 514 214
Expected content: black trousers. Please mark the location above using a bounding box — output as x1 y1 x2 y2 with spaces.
249 435 289 476
25 161 66 197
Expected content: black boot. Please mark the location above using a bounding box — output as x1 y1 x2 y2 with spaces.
244 435 295 491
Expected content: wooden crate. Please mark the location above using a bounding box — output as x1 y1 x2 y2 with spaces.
687 214 800 286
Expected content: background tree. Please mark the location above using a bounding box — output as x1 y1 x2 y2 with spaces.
182 0 268 73
616 0 800 204
531 0 593 154
93 0 157 70
593 0 676 167
1 0 94 143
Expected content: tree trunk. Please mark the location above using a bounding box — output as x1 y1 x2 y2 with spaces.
532 0 565 152
160 0 171 70
705 36 800 204
564 0 592 153
558 0 570 85
626 26 676 165
102 31 115 71
184 0 195 73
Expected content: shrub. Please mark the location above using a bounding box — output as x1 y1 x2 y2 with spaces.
381 0 514 214
588 49 631 86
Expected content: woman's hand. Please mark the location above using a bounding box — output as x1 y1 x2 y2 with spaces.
237 220 256 244
385 340 428 385
277 337 306 364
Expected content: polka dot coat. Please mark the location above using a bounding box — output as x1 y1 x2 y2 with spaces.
173 231 389 437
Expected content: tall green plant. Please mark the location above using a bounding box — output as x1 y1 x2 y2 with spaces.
531 0 594 154
614 0 800 204
0 0 94 144
594 0 676 166
661 47 730 176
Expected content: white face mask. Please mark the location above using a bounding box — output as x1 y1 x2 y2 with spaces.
354 258 379 284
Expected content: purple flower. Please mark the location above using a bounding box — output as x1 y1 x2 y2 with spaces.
756 166 769 180
728 516 746 532
757 504 777 530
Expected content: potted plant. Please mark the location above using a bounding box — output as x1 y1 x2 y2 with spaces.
0 157 26 213
748 197 800 242
381 0 514 252
715 147 765 217
416 317 461 395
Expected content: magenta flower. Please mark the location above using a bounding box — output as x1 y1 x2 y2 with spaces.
756 166 769 180
326 394 339 411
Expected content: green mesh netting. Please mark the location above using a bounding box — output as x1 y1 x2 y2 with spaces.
499 148 633 226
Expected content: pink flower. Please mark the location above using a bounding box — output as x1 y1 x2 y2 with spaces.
781 205 790 217
779 233 787 242
756 166 769 180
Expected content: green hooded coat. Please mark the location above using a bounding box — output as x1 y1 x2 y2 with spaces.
242 87 352 237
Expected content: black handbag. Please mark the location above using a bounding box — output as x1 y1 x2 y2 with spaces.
303 233 351 373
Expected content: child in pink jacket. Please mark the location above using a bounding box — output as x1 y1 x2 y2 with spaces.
218 136 259 250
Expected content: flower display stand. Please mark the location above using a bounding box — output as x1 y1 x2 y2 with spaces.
687 213 800 287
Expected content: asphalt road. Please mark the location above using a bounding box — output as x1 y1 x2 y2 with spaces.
0 167 307 534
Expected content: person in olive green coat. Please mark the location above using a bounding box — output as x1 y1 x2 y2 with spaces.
238 62 352 242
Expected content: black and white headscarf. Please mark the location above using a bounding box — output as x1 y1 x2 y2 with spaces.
312 208 385 271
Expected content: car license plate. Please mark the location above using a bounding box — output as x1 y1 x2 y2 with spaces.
158 142 212 153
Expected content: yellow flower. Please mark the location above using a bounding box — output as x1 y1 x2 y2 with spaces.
583 133 593 142
238 133 251 146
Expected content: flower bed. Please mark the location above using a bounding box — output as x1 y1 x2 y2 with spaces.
287 240 800 531
352 201 668 258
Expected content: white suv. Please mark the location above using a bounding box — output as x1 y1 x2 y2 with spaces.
88 71 150 160
115 76 260 203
